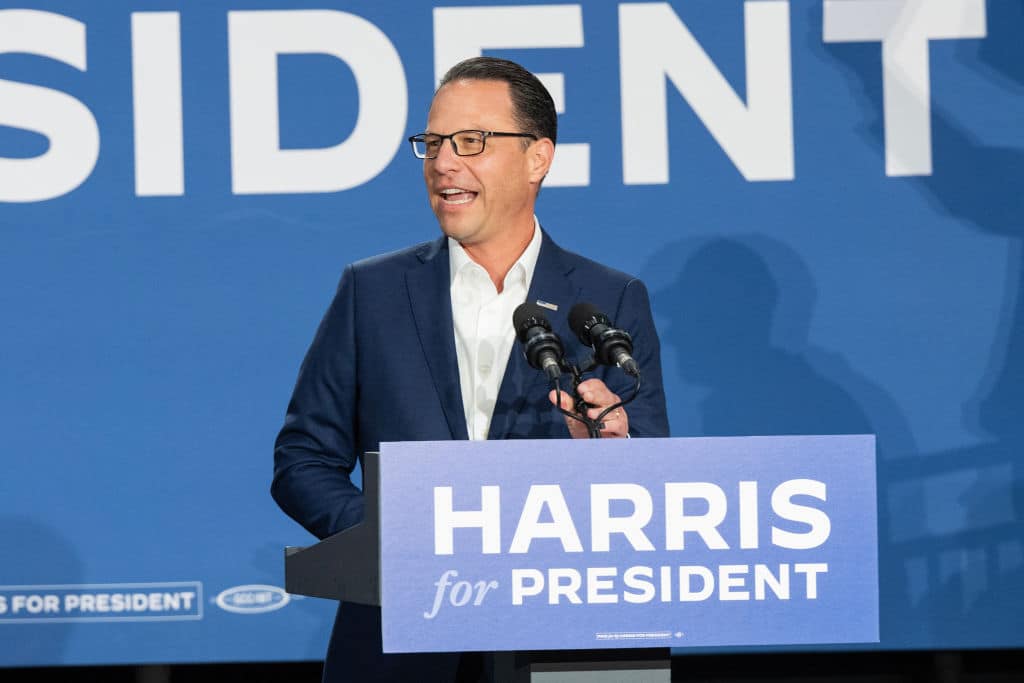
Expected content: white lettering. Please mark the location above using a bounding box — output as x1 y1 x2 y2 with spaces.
659 564 672 602
511 568 544 605
586 567 619 604
548 567 583 604
678 565 715 601
718 564 750 600
473 579 499 605
620 1 794 184
510 563 814 605
433 486 501 555
739 480 760 549
0 10 100 202
795 562 828 598
771 479 831 549
424 569 458 619
823 0 986 176
754 562 790 600
131 12 184 196
509 484 584 553
449 579 473 607
591 483 655 552
665 482 729 550
228 10 407 194
623 566 655 604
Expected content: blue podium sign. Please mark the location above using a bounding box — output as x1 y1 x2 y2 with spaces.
379 435 878 653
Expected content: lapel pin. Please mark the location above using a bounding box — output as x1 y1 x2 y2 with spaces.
536 300 558 312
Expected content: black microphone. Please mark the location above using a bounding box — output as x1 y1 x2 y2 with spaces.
513 303 564 380
568 303 640 377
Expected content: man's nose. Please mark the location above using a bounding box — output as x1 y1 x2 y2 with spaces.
431 137 462 171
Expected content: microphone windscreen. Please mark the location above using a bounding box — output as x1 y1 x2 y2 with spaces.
568 302 604 345
513 302 551 342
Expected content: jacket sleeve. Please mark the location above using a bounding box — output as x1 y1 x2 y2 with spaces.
271 264 365 539
609 277 671 438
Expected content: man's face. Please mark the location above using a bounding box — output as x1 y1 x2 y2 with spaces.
423 79 549 247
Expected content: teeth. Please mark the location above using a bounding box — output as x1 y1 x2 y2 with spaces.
439 188 475 205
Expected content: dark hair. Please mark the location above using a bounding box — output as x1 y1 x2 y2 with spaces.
437 57 557 146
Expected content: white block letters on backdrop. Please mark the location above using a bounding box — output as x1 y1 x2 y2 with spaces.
0 1 988 202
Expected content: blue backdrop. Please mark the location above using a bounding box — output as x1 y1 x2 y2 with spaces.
1 0 1021 667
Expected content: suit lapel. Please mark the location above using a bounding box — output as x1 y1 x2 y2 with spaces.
488 231 579 440
407 238 469 441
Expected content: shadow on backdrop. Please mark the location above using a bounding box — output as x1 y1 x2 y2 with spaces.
814 0 1024 647
0 517 82 665
645 235 917 645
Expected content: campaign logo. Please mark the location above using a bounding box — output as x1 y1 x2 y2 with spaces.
379 436 879 652
214 585 290 614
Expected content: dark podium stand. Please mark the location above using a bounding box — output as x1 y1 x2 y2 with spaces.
284 451 670 683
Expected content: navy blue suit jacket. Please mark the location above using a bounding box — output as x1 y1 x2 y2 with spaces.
272 230 669 680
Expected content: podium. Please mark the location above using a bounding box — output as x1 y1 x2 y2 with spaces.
285 436 877 682
285 449 669 682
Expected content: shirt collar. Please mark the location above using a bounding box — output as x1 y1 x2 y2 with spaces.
448 216 543 290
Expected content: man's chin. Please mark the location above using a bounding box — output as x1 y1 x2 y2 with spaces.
437 220 476 244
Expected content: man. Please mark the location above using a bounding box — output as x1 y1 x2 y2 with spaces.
272 57 669 682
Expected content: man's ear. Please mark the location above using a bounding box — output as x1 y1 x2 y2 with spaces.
528 137 555 185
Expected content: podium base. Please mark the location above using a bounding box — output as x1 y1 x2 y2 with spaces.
491 648 670 683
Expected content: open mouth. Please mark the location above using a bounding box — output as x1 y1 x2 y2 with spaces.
439 188 478 205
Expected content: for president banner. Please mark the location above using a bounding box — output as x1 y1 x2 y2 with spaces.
379 435 877 653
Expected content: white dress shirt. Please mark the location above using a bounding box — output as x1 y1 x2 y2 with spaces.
449 219 542 440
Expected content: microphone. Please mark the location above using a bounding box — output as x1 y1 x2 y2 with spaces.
568 303 640 377
513 303 564 380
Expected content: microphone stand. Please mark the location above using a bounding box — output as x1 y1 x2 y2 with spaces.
550 357 642 439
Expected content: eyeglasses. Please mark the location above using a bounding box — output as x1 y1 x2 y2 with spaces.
408 130 538 159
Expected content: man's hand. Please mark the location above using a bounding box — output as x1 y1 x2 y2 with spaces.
548 378 629 439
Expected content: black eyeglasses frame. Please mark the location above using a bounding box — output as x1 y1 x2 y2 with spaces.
408 130 539 159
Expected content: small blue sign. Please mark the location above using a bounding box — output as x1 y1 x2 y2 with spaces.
379 436 878 653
